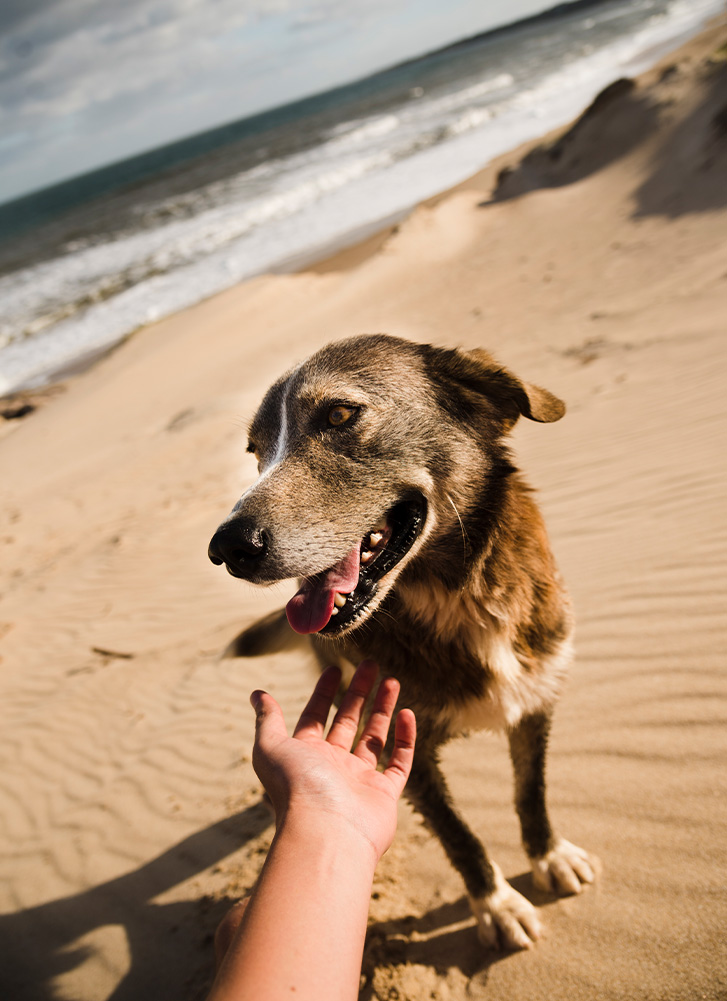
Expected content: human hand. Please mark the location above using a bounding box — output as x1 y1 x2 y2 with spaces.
250 661 416 863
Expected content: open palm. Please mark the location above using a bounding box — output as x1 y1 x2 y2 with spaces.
251 661 416 862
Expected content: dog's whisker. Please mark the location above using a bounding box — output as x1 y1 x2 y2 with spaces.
446 492 469 569
370 605 397 628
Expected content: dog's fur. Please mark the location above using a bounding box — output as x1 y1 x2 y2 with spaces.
208 334 594 949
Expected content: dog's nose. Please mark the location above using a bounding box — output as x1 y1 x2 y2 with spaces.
208 519 268 573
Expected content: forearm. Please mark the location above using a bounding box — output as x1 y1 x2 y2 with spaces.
207 809 378 1001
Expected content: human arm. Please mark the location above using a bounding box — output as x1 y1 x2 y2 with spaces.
206 660 416 1001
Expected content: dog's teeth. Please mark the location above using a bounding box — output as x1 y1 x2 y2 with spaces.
330 606 339 615
361 550 373 563
333 592 347 608
369 531 384 547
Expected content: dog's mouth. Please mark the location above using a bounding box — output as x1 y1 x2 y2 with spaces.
285 497 426 637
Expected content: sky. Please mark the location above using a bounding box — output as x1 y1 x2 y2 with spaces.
0 0 556 204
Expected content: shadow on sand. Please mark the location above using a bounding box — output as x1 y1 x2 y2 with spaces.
0 803 272 1001
360 872 563 997
2 803 563 1001
482 48 727 219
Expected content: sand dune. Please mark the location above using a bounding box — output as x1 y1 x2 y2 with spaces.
1 18 726 1001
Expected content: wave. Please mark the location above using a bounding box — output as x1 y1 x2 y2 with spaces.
0 150 394 354
446 107 494 138
420 73 515 118
326 114 401 148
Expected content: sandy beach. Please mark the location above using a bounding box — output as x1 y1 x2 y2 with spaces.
2 17 727 1000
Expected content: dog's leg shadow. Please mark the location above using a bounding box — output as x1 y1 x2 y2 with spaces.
359 863 591 998
360 891 522 998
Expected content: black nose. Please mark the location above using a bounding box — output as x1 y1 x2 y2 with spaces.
208 518 268 574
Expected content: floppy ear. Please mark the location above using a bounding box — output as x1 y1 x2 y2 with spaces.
467 348 565 424
422 345 565 428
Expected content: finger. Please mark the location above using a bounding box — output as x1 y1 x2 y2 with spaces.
353 676 400 767
326 660 379 751
292 665 341 738
382 708 416 798
250 690 288 753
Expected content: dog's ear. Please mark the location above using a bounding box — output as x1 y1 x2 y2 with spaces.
466 348 565 424
422 345 565 428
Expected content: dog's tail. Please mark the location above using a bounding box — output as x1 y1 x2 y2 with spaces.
223 608 303 658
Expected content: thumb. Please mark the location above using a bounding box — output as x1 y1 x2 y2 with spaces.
250 690 288 752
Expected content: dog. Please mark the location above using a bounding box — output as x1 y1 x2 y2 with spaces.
208 333 594 950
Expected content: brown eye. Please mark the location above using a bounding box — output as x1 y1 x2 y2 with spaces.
327 405 357 427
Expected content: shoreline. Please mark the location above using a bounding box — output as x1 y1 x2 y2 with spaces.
0 113 596 408
2 7 724 406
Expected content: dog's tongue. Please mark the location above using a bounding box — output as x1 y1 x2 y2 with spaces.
286 543 361 634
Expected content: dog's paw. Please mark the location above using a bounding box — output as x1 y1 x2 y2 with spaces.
469 863 542 951
531 837 595 896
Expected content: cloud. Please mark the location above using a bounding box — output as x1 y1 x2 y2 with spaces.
0 0 550 202
1 0 299 197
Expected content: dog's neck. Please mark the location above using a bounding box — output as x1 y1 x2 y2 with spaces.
394 468 539 651
396 570 501 646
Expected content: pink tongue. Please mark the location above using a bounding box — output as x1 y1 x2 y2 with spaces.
286 543 361 634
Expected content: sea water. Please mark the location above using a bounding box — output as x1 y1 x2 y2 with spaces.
0 0 721 395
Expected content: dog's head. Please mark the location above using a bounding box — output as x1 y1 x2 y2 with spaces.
208 334 564 637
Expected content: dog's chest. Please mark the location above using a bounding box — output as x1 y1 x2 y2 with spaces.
393 580 573 734
443 631 572 733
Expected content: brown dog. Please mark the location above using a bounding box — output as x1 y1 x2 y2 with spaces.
208 334 594 949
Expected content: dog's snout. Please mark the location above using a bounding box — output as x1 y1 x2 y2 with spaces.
208 519 269 573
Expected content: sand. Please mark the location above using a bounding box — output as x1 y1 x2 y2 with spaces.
1 18 727 1001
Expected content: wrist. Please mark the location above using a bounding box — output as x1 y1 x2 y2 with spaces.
274 801 381 871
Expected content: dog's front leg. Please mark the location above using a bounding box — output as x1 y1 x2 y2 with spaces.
405 746 542 950
508 711 595 895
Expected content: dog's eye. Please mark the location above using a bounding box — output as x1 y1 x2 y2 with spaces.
327 405 357 427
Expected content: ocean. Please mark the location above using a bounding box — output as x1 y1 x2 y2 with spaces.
0 0 721 397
